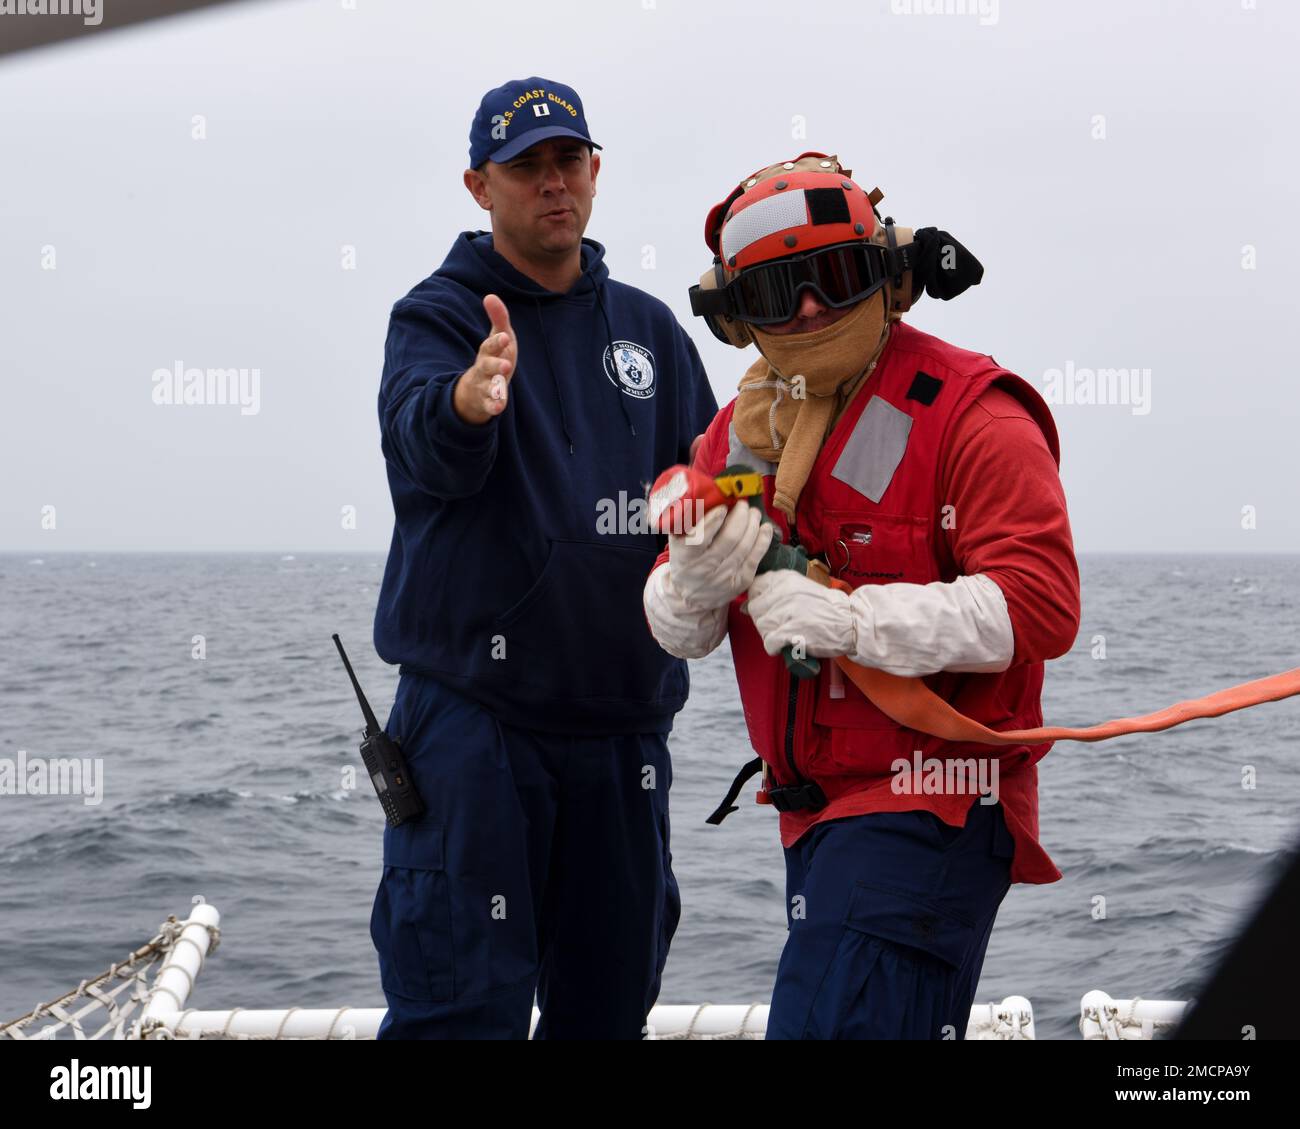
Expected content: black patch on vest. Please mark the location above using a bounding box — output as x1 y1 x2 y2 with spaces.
906 370 943 406
806 188 851 226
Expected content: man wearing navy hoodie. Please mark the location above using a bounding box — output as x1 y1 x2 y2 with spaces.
369 78 720 1039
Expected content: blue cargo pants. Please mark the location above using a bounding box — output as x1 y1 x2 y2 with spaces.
766 797 1015 1039
369 673 680 1039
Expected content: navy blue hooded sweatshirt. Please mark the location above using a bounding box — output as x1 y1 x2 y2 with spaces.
374 231 718 735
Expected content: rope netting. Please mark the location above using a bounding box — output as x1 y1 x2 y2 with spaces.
0 914 220 1041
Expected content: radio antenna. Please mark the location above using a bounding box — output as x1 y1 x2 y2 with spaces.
332 633 380 737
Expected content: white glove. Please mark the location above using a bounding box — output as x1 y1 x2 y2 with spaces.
668 503 774 613
745 570 1015 676
643 566 729 659
743 570 856 658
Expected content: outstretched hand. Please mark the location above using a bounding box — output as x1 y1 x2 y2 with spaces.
453 294 518 425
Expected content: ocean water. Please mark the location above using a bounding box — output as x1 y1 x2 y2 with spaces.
1 552 1297 1040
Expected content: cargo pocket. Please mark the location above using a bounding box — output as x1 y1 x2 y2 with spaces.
843 880 975 970
371 866 455 1003
796 882 971 1039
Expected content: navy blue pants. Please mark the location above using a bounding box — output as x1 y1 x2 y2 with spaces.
369 673 680 1039
767 799 1015 1040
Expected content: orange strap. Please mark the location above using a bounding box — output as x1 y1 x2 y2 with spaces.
821 577 1300 745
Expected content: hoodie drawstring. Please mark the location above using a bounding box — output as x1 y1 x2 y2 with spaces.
532 296 576 454
594 283 637 439
526 275 638 456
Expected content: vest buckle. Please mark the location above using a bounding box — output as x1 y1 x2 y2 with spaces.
766 781 828 813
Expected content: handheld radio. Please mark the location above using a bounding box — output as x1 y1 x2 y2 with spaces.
332 634 425 827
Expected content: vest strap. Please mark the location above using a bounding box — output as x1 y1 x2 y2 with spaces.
705 757 764 825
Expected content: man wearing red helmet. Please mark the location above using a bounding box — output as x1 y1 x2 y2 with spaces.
643 154 1081 1039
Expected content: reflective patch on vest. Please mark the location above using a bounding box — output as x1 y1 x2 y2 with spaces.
726 421 775 476
831 395 913 503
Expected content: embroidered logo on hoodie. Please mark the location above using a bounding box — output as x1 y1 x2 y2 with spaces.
603 341 656 399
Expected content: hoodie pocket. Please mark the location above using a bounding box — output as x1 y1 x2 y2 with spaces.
492 539 675 701
496 540 560 628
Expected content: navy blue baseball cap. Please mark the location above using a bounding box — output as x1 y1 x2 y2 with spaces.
468 77 602 168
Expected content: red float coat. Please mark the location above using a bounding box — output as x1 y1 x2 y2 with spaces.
654 321 1080 884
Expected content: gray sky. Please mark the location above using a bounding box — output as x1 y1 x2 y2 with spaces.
2 0 1297 552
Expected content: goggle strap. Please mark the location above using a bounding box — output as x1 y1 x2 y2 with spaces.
689 280 730 317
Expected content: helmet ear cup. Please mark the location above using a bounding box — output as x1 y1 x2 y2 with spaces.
874 220 916 320
696 262 754 349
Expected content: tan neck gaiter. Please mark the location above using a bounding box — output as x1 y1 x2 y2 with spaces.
733 291 890 522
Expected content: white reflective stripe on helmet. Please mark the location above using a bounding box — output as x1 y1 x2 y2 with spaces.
720 189 809 263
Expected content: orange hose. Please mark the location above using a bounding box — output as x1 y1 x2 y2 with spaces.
821 577 1300 745
834 658 1300 745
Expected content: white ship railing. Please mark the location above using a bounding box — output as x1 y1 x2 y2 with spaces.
1078 990 1187 1040
0 903 1180 1041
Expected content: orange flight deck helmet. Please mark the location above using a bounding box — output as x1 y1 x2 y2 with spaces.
689 153 919 347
